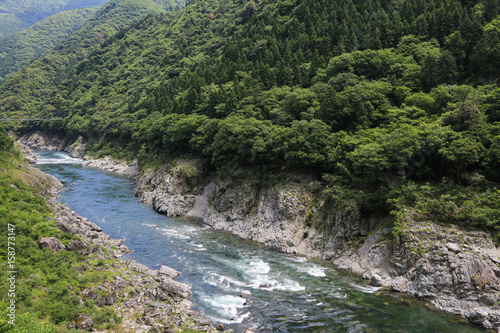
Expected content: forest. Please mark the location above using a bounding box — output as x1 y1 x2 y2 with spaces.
0 0 499 234
0 7 99 85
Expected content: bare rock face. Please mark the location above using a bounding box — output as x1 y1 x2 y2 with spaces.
38 237 66 252
203 180 326 257
17 131 65 151
159 278 191 299
152 194 195 216
334 221 500 332
65 136 86 158
67 240 92 255
133 159 207 217
15 142 39 163
16 131 87 158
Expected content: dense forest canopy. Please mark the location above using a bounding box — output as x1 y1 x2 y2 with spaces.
0 0 499 239
0 7 99 85
0 0 109 37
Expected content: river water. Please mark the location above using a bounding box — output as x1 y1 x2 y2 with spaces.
34 150 484 333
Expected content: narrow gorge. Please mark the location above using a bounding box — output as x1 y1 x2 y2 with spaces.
17 131 500 332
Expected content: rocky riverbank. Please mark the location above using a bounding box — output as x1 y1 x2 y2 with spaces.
13 131 139 175
82 157 139 175
333 221 500 331
19 144 220 333
133 160 500 332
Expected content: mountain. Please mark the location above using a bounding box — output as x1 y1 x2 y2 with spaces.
0 0 182 122
0 0 109 38
0 7 98 85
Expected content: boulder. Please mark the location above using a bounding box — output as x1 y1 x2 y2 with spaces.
158 266 180 279
74 314 93 331
38 237 66 252
160 278 191 299
67 240 92 255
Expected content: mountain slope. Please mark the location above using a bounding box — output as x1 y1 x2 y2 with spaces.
0 0 109 38
0 0 499 330
0 7 98 85
0 0 182 123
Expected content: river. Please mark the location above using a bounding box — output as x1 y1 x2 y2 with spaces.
34 150 485 333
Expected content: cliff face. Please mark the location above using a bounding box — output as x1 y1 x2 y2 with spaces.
335 220 500 331
204 180 325 257
17 131 86 158
132 159 207 217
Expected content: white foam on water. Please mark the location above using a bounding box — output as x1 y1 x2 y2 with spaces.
36 152 83 165
159 227 191 240
297 265 326 277
350 283 381 294
244 259 271 275
190 243 206 251
204 272 247 291
201 294 249 324
232 258 305 291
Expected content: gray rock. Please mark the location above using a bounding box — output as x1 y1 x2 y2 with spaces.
38 237 66 252
74 314 93 331
446 242 461 253
160 278 191 299
158 265 180 279
152 193 195 217
67 240 92 255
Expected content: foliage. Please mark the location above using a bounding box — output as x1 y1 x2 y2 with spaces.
0 0 108 39
0 0 499 238
0 125 123 331
0 7 98 86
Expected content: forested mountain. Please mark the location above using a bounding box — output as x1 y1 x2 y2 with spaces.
1 0 500 241
0 0 182 122
0 7 98 85
0 0 109 38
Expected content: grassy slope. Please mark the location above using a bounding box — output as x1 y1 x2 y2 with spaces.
0 127 120 332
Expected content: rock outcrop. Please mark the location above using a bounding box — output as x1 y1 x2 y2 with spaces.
204 180 327 257
15 141 39 163
132 159 208 217
334 221 500 332
17 131 87 158
38 237 66 252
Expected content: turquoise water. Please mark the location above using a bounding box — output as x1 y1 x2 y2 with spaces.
35 150 485 333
